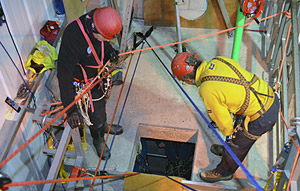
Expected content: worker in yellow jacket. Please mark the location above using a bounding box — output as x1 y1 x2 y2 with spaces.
171 52 279 183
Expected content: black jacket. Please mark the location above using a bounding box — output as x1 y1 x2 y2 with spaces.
57 12 115 114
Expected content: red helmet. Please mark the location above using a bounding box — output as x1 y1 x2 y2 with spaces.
93 7 122 39
171 52 199 80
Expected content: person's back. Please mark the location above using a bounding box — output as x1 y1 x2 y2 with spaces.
171 52 279 183
195 56 274 136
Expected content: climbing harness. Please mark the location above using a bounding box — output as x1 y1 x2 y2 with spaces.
1 9 290 190
239 0 265 22
72 18 112 126
201 57 274 139
201 57 274 119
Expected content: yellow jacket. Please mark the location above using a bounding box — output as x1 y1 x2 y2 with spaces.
25 40 57 74
195 56 274 136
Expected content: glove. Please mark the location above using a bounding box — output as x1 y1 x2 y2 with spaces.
0 171 12 188
67 111 83 129
109 49 119 63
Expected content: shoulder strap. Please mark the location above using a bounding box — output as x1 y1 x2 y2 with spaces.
201 57 258 115
75 19 103 68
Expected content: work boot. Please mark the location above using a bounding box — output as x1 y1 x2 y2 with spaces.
199 169 233 183
93 128 111 160
105 124 123 135
210 144 224 156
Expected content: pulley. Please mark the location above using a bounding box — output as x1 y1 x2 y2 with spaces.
239 0 265 23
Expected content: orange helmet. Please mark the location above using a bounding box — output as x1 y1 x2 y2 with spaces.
171 52 199 80
93 7 122 39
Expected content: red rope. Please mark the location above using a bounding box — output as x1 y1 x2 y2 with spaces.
118 10 288 57
0 60 112 169
0 8 290 189
3 172 140 188
90 53 134 190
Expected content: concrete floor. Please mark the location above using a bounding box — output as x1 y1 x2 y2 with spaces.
62 18 272 190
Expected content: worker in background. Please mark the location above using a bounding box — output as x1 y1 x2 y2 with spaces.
57 7 123 160
171 52 279 182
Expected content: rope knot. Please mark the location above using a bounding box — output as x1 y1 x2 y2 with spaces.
285 10 291 18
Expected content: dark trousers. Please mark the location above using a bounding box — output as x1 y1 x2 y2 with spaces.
216 94 280 176
88 87 107 139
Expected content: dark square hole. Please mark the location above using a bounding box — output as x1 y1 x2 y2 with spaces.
133 137 195 180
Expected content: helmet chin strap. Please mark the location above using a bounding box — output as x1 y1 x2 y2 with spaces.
181 70 196 85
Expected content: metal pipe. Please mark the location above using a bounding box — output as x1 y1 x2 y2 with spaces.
291 0 300 117
0 73 44 164
174 0 183 53
269 2 290 74
231 5 245 61
281 38 289 144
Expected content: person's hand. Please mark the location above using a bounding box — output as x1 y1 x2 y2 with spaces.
67 111 83 129
109 49 119 63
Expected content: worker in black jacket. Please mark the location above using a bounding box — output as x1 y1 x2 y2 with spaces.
57 7 123 160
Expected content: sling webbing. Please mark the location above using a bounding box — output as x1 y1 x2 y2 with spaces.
74 19 105 112
201 57 259 115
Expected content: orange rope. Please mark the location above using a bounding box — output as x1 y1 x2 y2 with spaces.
279 110 299 148
118 10 288 57
51 101 62 105
0 8 289 188
0 60 112 169
90 53 134 190
275 21 292 92
286 149 300 191
273 10 300 190
3 172 140 188
40 105 64 117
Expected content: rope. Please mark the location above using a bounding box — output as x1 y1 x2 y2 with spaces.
0 60 112 169
265 9 300 190
2 172 140 188
166 176 196 191
286 150 300 191
145 39 263 191
118 10 288 57
101 43 145 191
90 53 132 190
0 8 290 189
0 41 37 106
274 21 292 92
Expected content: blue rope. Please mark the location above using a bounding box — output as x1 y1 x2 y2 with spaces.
145 40 263 191
101 42 146 190
166 176 197 191
0 41 36 104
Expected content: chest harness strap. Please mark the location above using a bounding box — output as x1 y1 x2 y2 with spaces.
73 19 108 126
201 57 274 140
201 58 273 140
201 57 262 115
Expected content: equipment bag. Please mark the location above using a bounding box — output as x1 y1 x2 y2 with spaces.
40 20 60 45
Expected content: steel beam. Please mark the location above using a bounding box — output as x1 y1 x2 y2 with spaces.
216 0 233 37
119 0 134 53
174 0 183 53
290 0 300 117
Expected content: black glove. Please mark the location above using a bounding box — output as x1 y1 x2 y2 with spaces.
0 171 12 188
109 49 119 63
67 111 83 129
